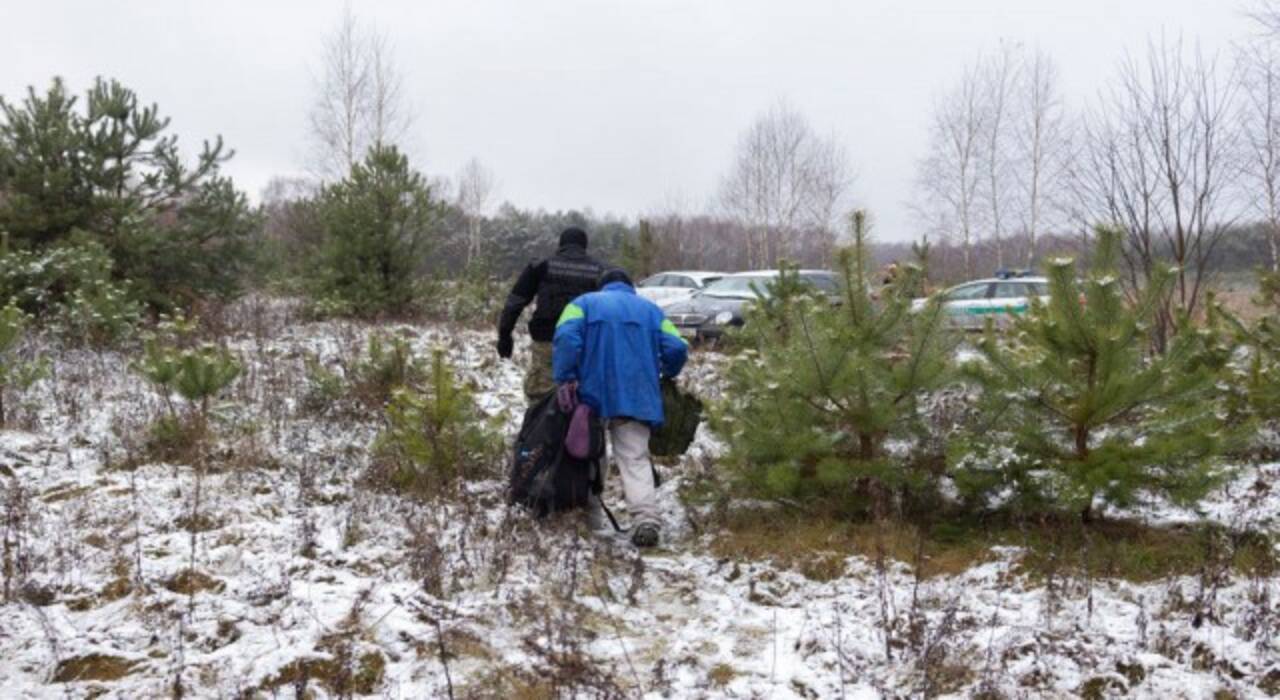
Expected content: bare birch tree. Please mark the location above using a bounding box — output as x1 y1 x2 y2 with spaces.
980 43 1020 269
455 157 498 268
365 30 412 151
309 5 412 180
1013 47 1072 267
717 101 853 268
915 65 987 278
1240 42 1280 271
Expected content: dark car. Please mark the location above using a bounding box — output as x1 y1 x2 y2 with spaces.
665 270 839 341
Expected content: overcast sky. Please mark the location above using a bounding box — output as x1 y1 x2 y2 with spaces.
0 0 1257 241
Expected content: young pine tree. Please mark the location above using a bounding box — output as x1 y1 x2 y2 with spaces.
0 305 47 426
1213 270 1280 426
955 226 1227 523
133 339 241 450
373 348 502 497
312 145 440 317
714 211 956 515
0 78 254 310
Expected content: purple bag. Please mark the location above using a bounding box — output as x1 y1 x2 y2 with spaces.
557 384 600 460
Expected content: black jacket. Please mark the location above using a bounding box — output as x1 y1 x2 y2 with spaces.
498 244 606 343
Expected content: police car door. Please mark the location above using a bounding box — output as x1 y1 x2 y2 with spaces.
990 281 1032 327
943 282 996 330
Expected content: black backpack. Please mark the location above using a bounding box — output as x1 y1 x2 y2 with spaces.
508 391 605 516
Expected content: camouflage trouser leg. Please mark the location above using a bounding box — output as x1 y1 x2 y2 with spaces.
523 341 555 401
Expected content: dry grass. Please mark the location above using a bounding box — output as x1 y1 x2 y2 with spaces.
710 510 1277 583
52 654 140 683
710 510 993 581
708 662 738 688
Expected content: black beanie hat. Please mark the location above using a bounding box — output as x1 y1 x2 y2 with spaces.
559 227 588 248
599 268 632 288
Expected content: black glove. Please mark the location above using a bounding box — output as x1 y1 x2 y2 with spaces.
497 334 514 359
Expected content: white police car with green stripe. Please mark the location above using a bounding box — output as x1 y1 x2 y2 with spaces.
912 274 1049 330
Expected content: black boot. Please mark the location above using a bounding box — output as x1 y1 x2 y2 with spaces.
631 523 659 548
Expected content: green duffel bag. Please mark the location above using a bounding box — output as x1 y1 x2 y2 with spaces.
649 378 703 457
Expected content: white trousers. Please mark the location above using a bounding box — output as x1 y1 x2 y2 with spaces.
589 419 659 529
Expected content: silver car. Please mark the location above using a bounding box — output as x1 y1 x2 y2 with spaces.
914 276 1050 330
636 271 724 309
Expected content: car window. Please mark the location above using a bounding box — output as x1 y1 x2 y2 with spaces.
801 274 839 293
1028 282 1048 296
697 276 722 288
702 275 773 297
946 283 991 301
993 282 1028 299
672 276 697 289
638 275 664 288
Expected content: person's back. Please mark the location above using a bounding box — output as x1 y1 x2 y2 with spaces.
497 227 606 400
552 270 688 547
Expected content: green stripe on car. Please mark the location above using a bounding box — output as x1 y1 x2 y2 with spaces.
964 304 1029 315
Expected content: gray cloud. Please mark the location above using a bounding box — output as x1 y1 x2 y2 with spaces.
0 0 1250 241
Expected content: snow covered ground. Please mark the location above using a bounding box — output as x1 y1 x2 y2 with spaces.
0 300 1277 698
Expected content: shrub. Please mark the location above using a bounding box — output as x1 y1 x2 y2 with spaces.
954 227 1228 522
348 333 422 408
0 78 256 310
371 348 502 497
1213 270 1280 428
0 237 140 346
0 304 47 426
712 211 956 516
309 145 442 317
421 265 504 327
110 180 260 311
133 339 242 460
301 354 347 416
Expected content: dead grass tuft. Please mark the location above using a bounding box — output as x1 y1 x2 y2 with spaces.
710 511 991 580
710 510 1277 583
163 569 225 595
52 654 140 683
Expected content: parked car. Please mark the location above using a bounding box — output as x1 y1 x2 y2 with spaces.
913 274 1049 330
665 270 840 341
636 271 724 308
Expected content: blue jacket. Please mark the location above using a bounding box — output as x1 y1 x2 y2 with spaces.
552 282 689 427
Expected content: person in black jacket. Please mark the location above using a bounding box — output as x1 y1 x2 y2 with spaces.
497 227 606 400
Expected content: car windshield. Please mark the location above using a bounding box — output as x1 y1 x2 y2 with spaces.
699 275 775 298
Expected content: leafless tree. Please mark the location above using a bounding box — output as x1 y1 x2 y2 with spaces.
455 157 498 268
717 101 854 268
1013 47 1073 267
1247 0 1280 35
1075 37 1242 348
980 43 1020 269
365 30 412 151
308 5 412 180
1240 41 1280 271
915 65 987 278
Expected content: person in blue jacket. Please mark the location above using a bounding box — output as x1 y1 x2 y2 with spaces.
552 268 689 547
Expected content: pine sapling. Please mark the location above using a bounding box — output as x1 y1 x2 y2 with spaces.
0 305 47 426
373 348 502 497
714 210 956 515
955 226 1228 523
1211 270 1280 427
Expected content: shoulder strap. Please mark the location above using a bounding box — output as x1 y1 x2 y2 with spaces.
599 498 623 533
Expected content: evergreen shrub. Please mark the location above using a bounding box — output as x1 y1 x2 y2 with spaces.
371 348 502 497
712 211 956 516
953 227 1229 522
